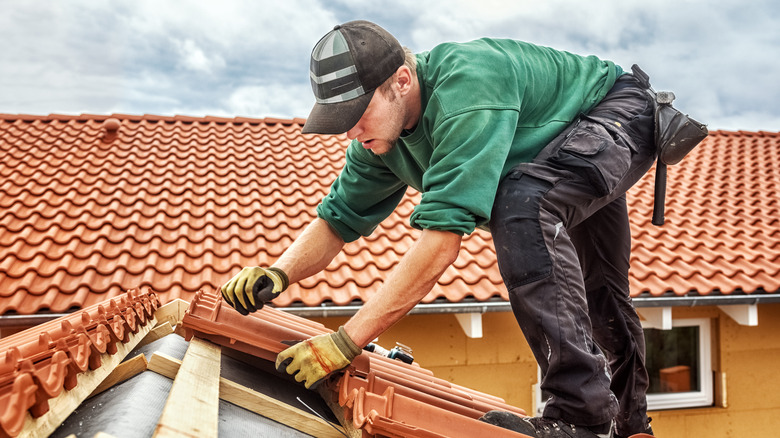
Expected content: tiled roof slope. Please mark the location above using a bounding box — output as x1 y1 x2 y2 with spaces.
0 113 778 315
627 129 780 296
181 288 528 437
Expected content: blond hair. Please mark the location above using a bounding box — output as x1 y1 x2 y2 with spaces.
378 47 416 96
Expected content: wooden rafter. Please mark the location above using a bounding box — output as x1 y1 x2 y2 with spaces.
153 337 221 438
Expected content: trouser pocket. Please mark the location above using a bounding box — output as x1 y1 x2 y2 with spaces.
549 117 632 197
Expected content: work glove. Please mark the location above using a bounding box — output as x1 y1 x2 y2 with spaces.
220 266 289 315
275 326 362 389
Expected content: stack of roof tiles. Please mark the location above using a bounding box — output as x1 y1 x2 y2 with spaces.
182 288 528 437
0 287 159 437
1 114 779 317
0 286 531 438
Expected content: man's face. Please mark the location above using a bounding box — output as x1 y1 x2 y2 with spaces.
345 86 406 156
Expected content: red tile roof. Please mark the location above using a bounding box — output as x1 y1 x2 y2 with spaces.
628 129 780 296
181 288 529 437
1 113 778 315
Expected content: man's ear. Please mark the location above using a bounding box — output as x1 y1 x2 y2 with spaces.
396 65 414 96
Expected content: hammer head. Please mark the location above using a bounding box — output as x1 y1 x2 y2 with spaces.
656 91 676 105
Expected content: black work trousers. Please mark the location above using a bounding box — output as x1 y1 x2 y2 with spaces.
489 74 655 436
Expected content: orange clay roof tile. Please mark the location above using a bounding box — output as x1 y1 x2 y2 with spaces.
0 287 532 438
0 114 779 315
181 288 529 438
0 288 159 437
626 129 780 297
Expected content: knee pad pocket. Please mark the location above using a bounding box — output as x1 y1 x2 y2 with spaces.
491 174 553 289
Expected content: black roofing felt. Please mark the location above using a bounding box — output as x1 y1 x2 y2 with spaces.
51 334 335 437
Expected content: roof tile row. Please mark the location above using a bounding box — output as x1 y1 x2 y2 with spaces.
1 113 779 315
0 288 159 437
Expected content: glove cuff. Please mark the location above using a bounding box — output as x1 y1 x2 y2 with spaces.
267 267 289 291
332 326 362 362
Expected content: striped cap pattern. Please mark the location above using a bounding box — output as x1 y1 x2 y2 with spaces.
310 29 364 104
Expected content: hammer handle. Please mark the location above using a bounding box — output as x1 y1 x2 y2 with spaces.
652 160 667 226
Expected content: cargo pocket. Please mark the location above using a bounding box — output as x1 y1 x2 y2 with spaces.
550 117 632 197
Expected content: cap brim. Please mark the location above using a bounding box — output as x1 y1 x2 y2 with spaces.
301 90 375 135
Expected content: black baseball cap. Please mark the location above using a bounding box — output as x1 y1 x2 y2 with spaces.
302 20 405 135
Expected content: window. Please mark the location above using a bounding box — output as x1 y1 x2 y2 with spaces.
645 318 713 410
534 318 713 414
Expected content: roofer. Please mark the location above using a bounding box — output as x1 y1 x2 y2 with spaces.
221 20 657 438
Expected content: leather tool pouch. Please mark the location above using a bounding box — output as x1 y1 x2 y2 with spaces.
654 93 709 165
631 65 709 225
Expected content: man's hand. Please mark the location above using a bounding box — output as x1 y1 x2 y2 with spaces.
275 326 362 389
221 266 289 315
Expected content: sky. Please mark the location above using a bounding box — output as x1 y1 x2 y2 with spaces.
1 0 778 131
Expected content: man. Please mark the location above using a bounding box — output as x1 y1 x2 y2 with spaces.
221 20 656 438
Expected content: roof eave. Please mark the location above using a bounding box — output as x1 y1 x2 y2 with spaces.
3 292 778 325
279 292 780 318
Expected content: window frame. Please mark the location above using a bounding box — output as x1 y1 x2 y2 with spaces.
645 317 713 410
533 317 713 414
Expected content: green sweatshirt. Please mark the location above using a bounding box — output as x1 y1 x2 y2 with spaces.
317 38 621 242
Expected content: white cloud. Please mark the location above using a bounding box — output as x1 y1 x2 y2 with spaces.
705 111 780 132
399 0 780 131
0 0 777 130
174 39 225 74
225 84 313 119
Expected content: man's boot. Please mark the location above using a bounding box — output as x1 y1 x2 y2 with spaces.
479 411 614 438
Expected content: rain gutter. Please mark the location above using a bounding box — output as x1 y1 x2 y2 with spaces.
3 292 778 326
279 291 780 318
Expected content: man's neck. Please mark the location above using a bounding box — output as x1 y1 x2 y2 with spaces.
403 74 422 131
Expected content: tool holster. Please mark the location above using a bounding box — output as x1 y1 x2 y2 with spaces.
631 65 709 225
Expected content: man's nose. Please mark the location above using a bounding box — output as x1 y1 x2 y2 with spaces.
346 123 362 140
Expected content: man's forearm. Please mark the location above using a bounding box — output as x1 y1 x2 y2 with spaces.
274 218 345 285
344 229 462 347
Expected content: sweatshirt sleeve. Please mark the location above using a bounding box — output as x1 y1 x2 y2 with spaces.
316 140 408 243
410 108 519 234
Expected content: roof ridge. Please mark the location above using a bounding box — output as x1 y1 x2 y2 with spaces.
709 129 780 136
0 113 307 126
2 114 778 134
0 287 160 436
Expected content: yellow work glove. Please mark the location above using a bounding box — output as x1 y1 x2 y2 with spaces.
275 326 362 389
220 266 288 315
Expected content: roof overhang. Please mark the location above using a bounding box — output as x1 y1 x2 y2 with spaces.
3 291 778 328
279 292 780 318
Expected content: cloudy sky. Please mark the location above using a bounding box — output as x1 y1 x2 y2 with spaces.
1 0 778 131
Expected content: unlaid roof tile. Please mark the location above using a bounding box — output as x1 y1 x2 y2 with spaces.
181 288 529 438
0 288 159 437
0 114 779 315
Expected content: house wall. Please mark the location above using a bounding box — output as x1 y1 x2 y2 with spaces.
647 303 780 438
313 302 780 438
